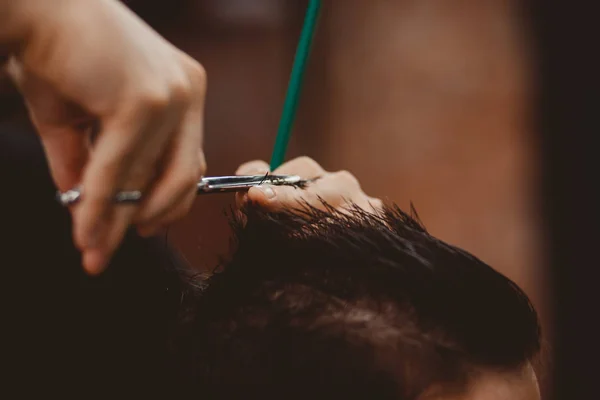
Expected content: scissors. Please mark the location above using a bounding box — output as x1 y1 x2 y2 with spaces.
56 174 307 207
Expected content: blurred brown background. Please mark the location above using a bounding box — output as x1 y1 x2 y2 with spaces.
1 0 551 392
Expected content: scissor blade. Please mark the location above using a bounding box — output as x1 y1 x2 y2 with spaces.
196 175 303 194
56 175 305 205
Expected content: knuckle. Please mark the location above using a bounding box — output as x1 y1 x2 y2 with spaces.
333 170 360 188
237 160 268 175
168 76 192 105
184 61 207 95
176 170 200 192
139 86 171 112
295 156 322 172
369 197 384 209
296 155 317 166
189 62 207 85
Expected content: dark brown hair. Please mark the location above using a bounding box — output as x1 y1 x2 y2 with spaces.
171 203 541 399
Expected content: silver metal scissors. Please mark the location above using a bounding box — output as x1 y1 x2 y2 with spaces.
56 174 306 207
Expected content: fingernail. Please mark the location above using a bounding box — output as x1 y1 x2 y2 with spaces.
83 249 108 276
258 185 276 199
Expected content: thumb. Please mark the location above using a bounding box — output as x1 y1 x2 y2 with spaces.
38 125 89 192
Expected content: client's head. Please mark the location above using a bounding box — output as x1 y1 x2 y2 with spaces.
174 202 542 399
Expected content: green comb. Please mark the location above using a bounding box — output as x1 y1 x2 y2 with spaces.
269 0 321 170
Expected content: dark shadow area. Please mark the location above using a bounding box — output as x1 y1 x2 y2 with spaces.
529 0 600 398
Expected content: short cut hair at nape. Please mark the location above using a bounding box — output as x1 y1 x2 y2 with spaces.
171 202 541 399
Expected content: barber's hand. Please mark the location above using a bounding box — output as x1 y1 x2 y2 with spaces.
6 0 206 274
235 157 382 213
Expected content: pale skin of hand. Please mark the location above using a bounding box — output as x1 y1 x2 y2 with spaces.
0 0 207 274
235 157 383 213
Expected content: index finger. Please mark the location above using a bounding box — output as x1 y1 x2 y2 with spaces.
272 156 325 179
235 160 270 176
73 102 174 272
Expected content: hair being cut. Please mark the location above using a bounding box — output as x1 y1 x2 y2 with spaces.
170 202 541 398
